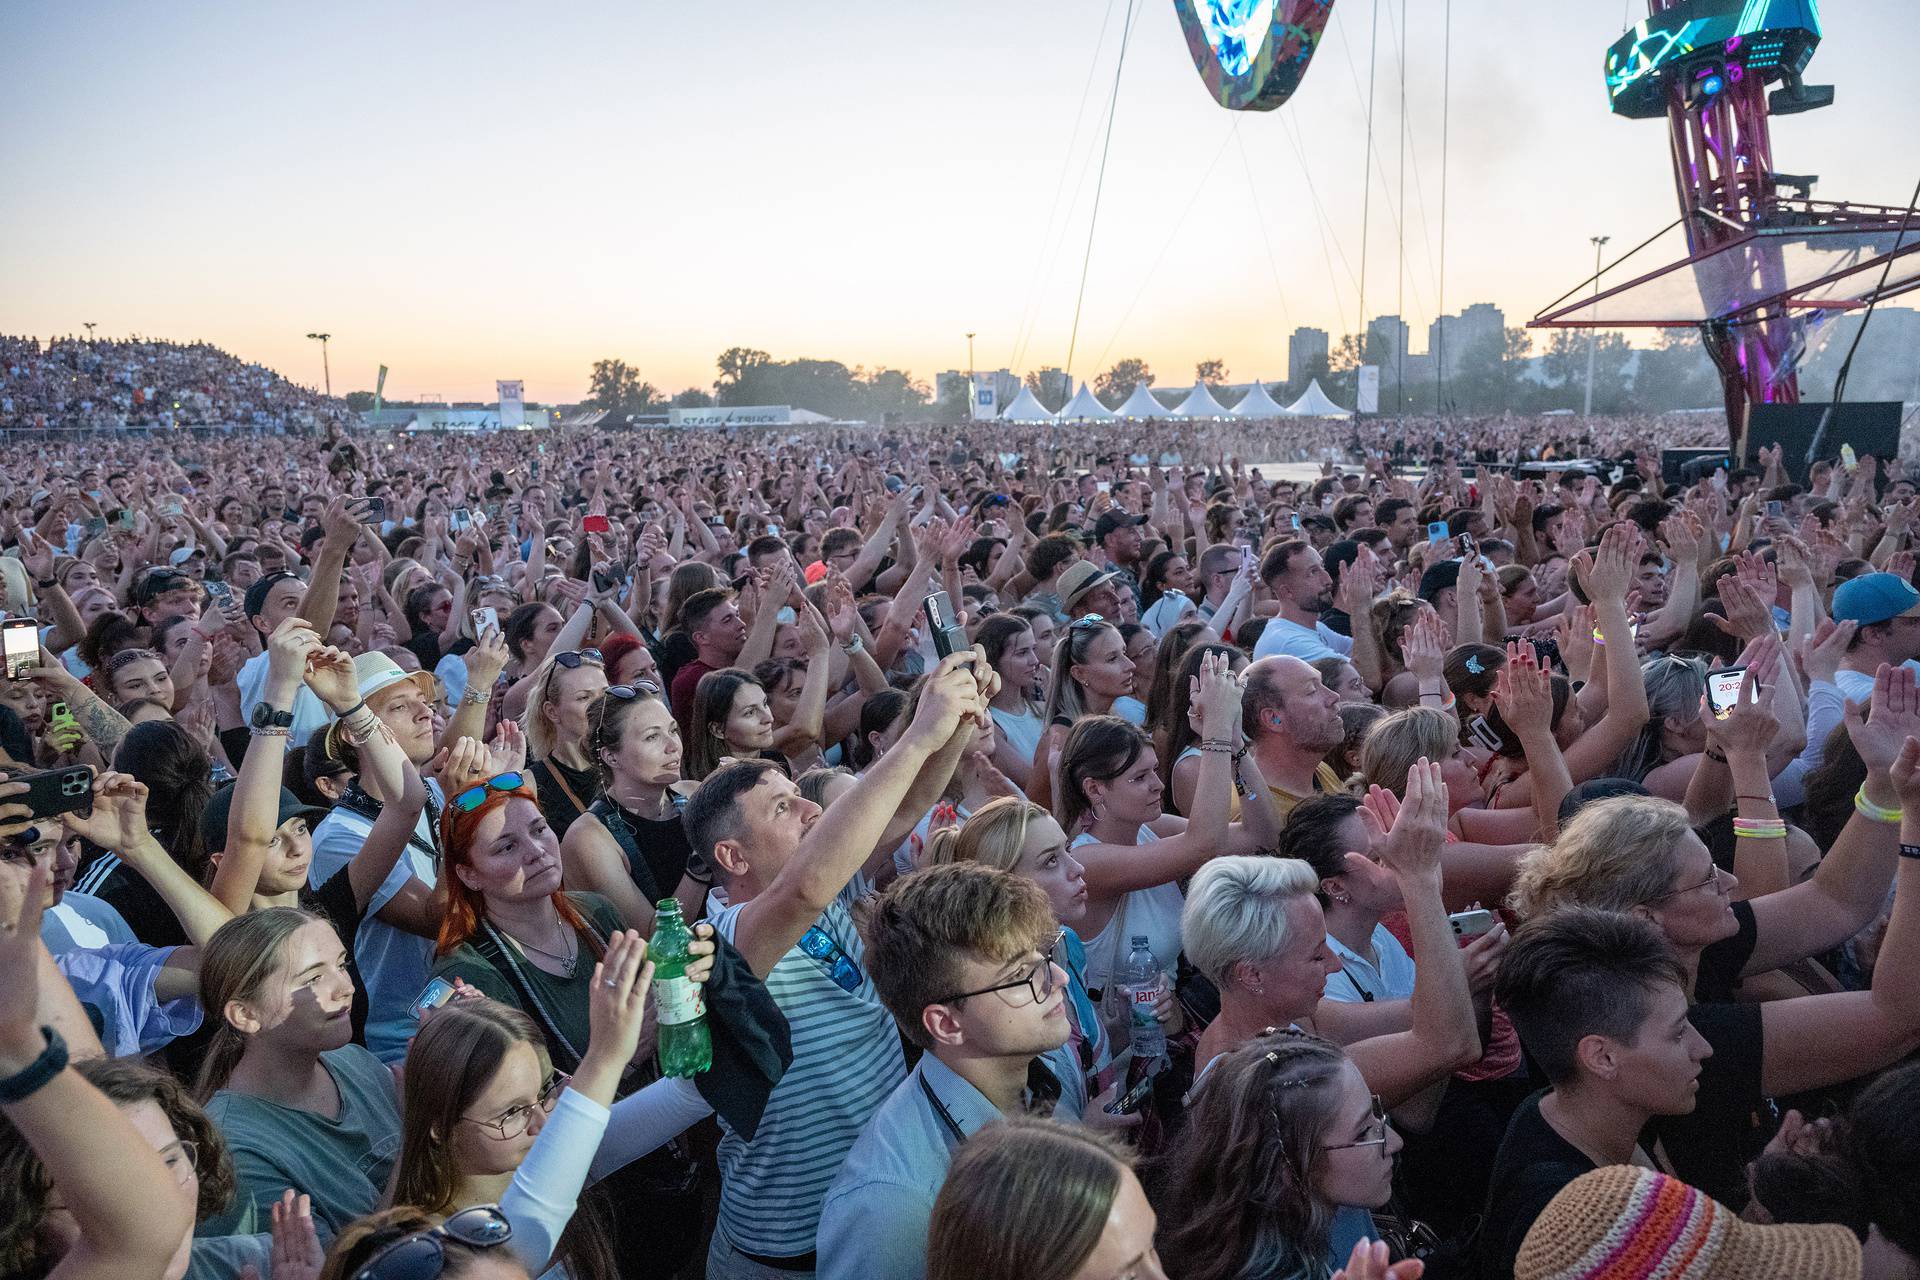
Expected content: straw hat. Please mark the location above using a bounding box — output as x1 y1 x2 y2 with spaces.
1516 1165 1860 1280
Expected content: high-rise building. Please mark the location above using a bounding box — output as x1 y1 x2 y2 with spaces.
1427 303 1506 378
1288 327 1329 387
1367 315 1411 362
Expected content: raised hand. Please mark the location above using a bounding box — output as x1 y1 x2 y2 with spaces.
1711 573 1776 644
462 622 510 689
487 719 528 777
59 769 147 854
1796 618 1856 687
581 930 656 1085
1846 664 1920 776
1701 660 1777 758
1491 642 1553 741
1400 610 1446 685
1368 760 1449 885
1190 650 1245 744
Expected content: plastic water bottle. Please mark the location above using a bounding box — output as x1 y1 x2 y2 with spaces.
1121 935 1168 1065
650 899 712 1077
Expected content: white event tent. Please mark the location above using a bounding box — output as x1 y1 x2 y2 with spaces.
1057 382 1117 420
1228 381 1288 417
999 385 1057 422
1114 382 1176 418
1172 381 1231 418
1285 379 1351 417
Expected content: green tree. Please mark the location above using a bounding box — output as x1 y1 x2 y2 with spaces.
671 387 715 408
1195 357 1227 385
714 347 773 404
586 359 661 415
1094 357 1153 408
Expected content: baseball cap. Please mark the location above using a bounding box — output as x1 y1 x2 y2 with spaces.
1057 560 1120 612
1515 1164 1859 1279
133 568 194 606
198 783 328 854
1417 559 1463 603
1091 510 1149 542
168 544 205 567
1832 571 1920 627
1141 590 1198 638
243 570 303 620
353 651 437 706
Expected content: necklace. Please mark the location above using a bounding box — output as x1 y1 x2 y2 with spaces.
505 920 578 976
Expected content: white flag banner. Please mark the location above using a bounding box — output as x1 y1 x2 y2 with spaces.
970 373 998 422
1357 366 1380 415
497 379 525 428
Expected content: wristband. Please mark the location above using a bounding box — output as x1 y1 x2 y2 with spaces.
0 1028 68 1104
1855 786 1904 824
1731 819 1787 839
1704 749 1728 764
34 578 55 591
1900 844 1920 861
462 687 493 706
338 700 368 721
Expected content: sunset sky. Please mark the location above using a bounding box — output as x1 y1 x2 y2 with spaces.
3 0 1914 404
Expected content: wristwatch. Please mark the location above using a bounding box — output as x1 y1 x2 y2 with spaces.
250 704 296 730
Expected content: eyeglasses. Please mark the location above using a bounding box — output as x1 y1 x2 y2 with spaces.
938 929 1065 1008
553 649 603 670
799 925 863 992
1323 1094 1393 1151
1646 862 1726 904
451 772 526 814
351 1206 514 1280
460 1071 569 1139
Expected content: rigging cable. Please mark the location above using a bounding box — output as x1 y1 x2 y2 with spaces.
1063 0 1141 389
1355 0 1381 359
1395 0 1407 415
1805 173 1920 464
1437 0 1452 412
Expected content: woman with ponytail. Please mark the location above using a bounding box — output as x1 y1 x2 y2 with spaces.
195 906 402 1243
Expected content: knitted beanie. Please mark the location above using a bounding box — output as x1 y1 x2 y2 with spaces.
1515 1165 1860 1280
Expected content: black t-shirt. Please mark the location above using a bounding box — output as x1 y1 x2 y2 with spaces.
73 844 188 948
1480 1091 1598 1278
530 756 599 838
302 862 371 1042
591 795 706 904
1644 1000 1767 1207
405 628 444 671
655 630 697 693
1694 900 1760 1005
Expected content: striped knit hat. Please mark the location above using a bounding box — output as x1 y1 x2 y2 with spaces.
1515 1165 1860 1280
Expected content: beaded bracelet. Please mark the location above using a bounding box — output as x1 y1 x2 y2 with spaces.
1855 787 1905 824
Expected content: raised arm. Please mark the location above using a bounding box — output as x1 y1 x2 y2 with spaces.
63 772 235 948
210 617 324 914
727 651 989 976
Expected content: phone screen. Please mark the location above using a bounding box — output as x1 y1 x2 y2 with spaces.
1427 521 1449 544
2 620 38 679
1707 667 1748 720
471 607 499 634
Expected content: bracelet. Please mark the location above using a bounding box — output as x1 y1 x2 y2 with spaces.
462 687 493 706
1855 786 1905 824
1704 749 1729 764
1732 819 1787 839
1735 794 1776 804
250 726 292 738
1198 738 1236 752
1418 690 1456 710
1198 742 1236 755
843 636 865 656
34 578 55 591
338 700 368 721
0 1028 68 1104
1900 844 1920 861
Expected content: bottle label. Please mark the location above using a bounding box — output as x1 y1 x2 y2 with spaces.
1131 984 1160 1024
656 975 705 1026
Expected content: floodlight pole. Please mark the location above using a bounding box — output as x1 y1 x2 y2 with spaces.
1583 235 1610 417
306 332 333 397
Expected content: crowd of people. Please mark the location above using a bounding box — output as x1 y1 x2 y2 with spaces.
0 336 351 431
5 399 1920 1280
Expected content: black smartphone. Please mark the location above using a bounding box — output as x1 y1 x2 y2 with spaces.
2 619 38 680
1104 1073 1157 1116
206 579 235 610
14 764 95 822
923 591 969 659
357 496 386 524
591 567 621 594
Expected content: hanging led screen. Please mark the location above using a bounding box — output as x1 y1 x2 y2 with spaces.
1172 0 1337 112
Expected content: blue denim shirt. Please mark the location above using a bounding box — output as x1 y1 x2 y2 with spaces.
814 1047 1086 1280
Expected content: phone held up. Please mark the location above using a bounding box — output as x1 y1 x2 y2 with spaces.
1706 666 1750 720
922 591 970 659
2 618 39 680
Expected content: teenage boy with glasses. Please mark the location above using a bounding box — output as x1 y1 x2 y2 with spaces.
815 862 1088 1280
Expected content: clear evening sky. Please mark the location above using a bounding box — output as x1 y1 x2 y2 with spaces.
3 1 1914 403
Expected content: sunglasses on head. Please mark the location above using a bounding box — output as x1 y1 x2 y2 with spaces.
451 772 526 814
553 649 602 669
351 1206 513 1280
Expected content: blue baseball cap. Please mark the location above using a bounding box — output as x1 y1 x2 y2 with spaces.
1833 572 1920 627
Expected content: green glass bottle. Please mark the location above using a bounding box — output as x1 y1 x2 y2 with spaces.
650 899 712 1077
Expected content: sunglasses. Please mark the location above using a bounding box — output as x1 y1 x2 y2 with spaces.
590 682 664 751
451 772 526 814
553 649 603 670
1068 613 1106 631
799 925 862 992
352 1206 513 1280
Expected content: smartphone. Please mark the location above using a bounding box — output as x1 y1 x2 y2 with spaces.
84 516 107 538
356 496 387 524
116 509 136 531
410 977 456 1019
923 591 970 659
1290 513 1303 531
1427 521 1449 544
14 764 95 822
1465 714 1504 754
49 701 76 727
1707 666 1750 720
1104 1073 1157 1116
2 619 38 680
471 606 499 635
590 567 620 594
582 514 612 534
1448 908 1497 939
1459 532 1477 558
1841 443 1859 471
450 507 473 533
206 580 234 610
1765 500 1785 519
159 500 183 518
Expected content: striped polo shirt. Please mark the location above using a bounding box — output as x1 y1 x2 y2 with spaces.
707 875 906 1260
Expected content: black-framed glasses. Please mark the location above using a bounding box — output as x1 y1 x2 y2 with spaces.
938 929 1065 1008
451 772 525 814
1646 862 1725 904
352 1206 514 1280
553 649 603 670
459 1071 569 1139
799 925 862 992
1322 1094 1393 1152
591 682 665 752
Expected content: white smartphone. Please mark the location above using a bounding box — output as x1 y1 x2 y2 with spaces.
1449 909 1497 939
1707 666 1749 720
470 606 498 634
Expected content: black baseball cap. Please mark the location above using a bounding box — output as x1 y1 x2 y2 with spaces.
133 569 193 606
1091 510 1148 541
199 783 328 854
244 570 303 620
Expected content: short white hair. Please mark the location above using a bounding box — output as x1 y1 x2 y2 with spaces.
1181 856 1322 986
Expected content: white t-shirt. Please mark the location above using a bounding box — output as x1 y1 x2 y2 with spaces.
1253 615 1354 664
235 649 333 747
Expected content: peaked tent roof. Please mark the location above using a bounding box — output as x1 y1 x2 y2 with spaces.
1000 385 1056 422
1172 381 1232 418
1285 379 1351 417
1114 382 1176 418
1228 381 1288 417
1057 382 1118 420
